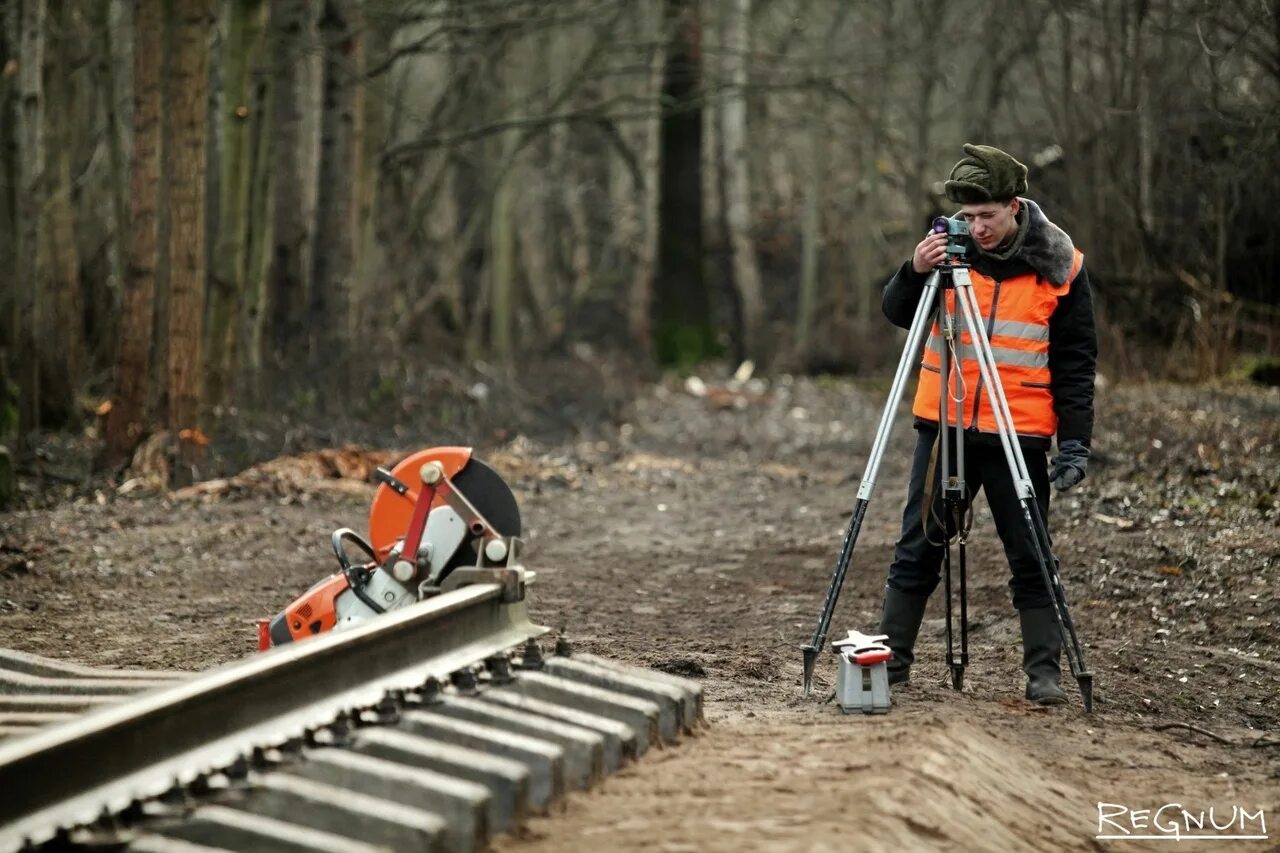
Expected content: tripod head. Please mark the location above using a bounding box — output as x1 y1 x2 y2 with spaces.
932 216 972 263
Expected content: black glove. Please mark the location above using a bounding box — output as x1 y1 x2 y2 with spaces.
1049 439 1089 491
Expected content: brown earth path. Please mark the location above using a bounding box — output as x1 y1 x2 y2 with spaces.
2 378 1277 850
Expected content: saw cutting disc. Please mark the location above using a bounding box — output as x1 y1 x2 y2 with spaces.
368 447 521 571
444 456 522 574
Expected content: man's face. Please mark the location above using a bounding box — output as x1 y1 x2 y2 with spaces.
961 199 1020 250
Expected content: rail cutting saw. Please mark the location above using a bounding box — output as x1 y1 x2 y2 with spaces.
267 446 526 646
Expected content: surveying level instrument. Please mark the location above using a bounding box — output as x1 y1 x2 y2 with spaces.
799 216 1094 711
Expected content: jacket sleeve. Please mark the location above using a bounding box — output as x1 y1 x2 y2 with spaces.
1048 263 1098 447
882 261 931 329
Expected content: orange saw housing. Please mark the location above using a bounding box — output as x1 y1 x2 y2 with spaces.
367 446 473 560
275 572 348 639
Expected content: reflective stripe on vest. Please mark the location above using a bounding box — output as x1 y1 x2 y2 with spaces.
927 336 1050 369
913 248 1084 437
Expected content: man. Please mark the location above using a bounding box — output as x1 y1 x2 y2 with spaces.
878 144 1097 705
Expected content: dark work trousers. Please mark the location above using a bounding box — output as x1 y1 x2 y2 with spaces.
887 426 1053 611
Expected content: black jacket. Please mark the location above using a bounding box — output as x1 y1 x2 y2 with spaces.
882 215 1097 451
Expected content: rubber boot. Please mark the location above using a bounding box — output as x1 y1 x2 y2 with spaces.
878 588 929 685
1020 606 1067 705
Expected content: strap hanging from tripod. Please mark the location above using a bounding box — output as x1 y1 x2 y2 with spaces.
921 434 974 546
922 321 973 547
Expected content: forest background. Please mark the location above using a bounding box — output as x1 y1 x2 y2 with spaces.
0 0 1276 497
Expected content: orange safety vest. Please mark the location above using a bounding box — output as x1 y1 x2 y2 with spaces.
912 249 1085 438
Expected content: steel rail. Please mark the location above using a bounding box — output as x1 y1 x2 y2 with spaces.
0 582 546 851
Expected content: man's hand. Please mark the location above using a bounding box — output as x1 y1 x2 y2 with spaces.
1049 439 1089 491
912 231 949 274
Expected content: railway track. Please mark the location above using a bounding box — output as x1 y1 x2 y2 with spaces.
0 582 703 852
0 649 189 740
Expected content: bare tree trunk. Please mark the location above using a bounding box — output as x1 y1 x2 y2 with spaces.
346 0 366 355
96 0 128 352
629 2 666 356
435 165 465 332
556 29 595 319
104 0 163 469
310 0 360 391
516 26 555 343
709 5 737 363
351 6 399 353
14 0 46 439
39 0 84 428
429 1 469 336
489 135 516 364
515 197 554 342
656 0 710 365
0 1 15 432
206 0 264 406
239 70 271 399
854 2 886 339
720 0 765 366
1133 3 1154 237
908 0 945 230
299 0 323 306
264 0 309 386
562 177 592 308
1057 5 1078 227
167 0 214 485
795 121 820 361
854 128 882 334
796 2 850 364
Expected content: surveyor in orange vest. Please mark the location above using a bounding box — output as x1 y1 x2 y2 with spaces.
878 144 1097 705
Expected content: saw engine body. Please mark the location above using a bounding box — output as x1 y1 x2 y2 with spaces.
267 446 524 646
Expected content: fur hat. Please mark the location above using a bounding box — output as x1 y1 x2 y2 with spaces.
944 144 1028 203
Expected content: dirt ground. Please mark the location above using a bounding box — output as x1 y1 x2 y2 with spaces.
2 375 1278 851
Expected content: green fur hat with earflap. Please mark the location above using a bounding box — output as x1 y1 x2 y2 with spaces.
944 144 1029 204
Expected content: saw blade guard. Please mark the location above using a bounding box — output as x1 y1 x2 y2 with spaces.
367 447 522 573
368 447 474 561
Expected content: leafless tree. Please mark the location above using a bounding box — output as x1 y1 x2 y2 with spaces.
166 0 215 484
0 0 1273 466
13 0 46 438
206 0 265 406
104 0 163 469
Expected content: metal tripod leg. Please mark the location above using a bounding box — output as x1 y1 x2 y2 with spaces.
1023 501 1093 709
943 526 970 691
949 267 1094 711
937 281 969 692
800 271 942 696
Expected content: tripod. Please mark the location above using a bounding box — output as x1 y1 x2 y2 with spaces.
799 238 1094 712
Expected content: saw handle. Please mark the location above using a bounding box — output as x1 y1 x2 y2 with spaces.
331 528 386 616
331 528 378 573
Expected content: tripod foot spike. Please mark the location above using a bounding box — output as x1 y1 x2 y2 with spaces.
950 666 965 692
801 644 819 698
1077 672 1094 713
